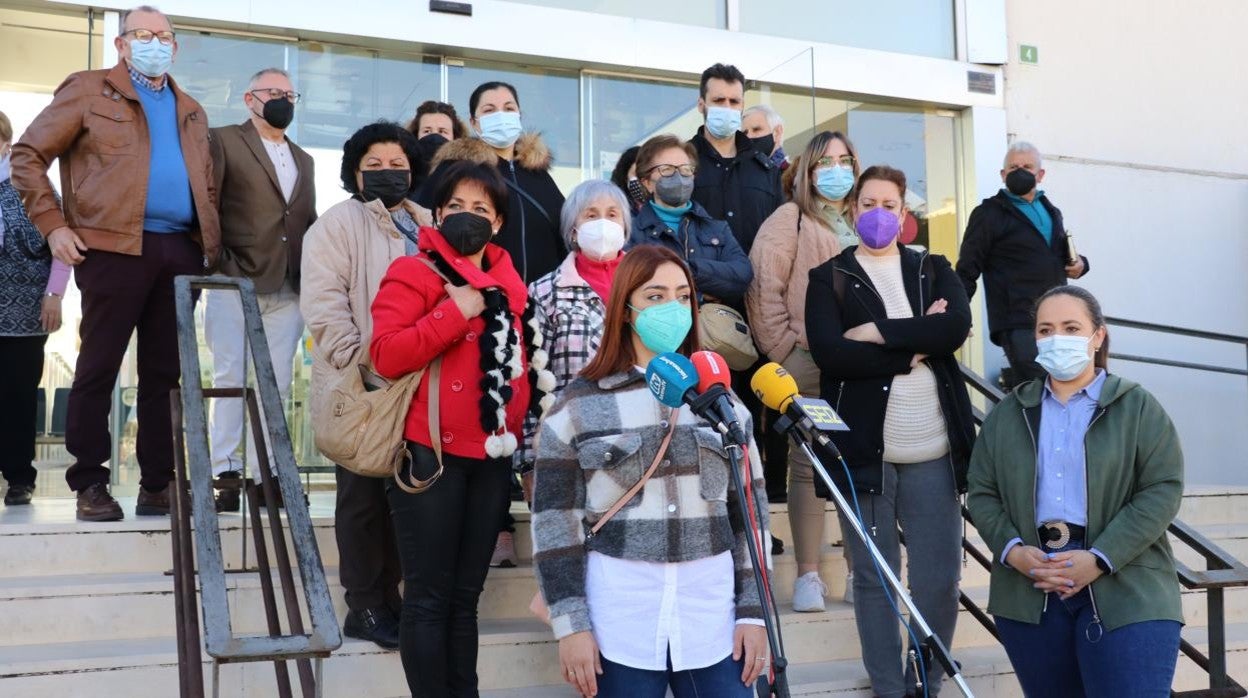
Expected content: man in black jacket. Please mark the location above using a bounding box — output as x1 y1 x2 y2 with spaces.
956 141 1089 387
688 63 783 255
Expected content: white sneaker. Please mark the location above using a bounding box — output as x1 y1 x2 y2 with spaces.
843 572 855 604
792 572 828 613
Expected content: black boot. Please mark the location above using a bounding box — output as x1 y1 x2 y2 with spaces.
344 607 400 650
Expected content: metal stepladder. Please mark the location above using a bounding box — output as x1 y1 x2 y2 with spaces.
169 275 341 697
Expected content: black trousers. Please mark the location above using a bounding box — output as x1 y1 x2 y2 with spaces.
732 361 789 498
334 466 402 613
0 334 47 487
998 327 1047 389
65 233 202 492
387 442 511 698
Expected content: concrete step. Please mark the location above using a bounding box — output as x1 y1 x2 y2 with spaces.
7 619 1248 697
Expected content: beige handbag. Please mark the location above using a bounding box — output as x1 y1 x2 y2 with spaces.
313 257 447 492
698 302 759 371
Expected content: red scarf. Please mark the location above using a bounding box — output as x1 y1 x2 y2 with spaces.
574 252 622 306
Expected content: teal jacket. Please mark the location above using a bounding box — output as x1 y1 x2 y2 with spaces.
966 373 1184 631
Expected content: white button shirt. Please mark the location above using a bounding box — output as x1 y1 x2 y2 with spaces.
261 137 298 202
586 549 762 671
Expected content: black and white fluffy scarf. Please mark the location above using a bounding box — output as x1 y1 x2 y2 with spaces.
427 251 557 458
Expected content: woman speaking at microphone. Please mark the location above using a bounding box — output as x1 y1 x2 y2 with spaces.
531 244 769 698
805 165 975 698
967 286 1183 697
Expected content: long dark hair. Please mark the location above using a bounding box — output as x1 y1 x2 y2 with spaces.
1034 285 1111 369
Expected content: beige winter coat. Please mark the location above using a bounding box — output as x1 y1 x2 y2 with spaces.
745 202 843 362
300 196 417 417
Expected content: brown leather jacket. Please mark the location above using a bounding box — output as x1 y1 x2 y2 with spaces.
10 61 220 265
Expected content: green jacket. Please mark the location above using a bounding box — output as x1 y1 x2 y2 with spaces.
966 373 1184 631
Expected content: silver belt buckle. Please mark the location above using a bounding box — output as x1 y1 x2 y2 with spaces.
1040 521 1071 550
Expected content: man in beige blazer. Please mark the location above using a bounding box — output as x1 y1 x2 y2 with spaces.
206 67 316 511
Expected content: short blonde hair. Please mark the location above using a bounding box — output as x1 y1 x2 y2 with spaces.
0 111 12 144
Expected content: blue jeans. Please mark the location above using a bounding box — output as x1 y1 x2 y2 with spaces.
994 541 1181 697
596 652 753 698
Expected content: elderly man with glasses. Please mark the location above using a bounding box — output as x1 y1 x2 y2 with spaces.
10 4 220 521
204 68 317 512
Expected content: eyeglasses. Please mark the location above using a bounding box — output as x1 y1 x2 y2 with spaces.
124 29 176 45
250 88 302 104
816 156 856 169
647 164 696 177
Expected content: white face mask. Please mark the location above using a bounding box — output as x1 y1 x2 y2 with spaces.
575 218 626 261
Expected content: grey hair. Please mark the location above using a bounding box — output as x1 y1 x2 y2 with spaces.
120 5 170 33
249 67 291 88
744 104 783 130
1004 140 1042 169
559 179 632 249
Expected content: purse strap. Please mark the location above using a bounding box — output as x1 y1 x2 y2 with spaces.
588 409 680 538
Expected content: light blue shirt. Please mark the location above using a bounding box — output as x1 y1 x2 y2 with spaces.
1000 369 1114 571
1003 188 1053 245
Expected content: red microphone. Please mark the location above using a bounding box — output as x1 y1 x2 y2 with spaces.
691 350 732 394
689 350 746 444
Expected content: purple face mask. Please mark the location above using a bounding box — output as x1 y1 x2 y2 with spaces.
856 207 901 249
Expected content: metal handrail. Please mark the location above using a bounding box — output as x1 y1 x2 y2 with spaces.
1105 316 1248 346
956 360 1248 698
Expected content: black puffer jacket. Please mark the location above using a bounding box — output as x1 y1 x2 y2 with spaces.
955 190 1089 342
628 201 753 304
689 127 782 254
423 134 567 284
805 245 976 496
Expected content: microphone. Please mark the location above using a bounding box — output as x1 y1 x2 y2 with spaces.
644 353 747 445
749 362 849 450
690 350 749 446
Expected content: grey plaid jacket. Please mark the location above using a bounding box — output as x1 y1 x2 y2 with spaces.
519 253 606 467
531 369 770 640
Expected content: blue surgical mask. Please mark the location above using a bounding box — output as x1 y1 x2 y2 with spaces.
0 151 10 183
477 111 523 149
129 39 173 79
630 301 693 355
815 166 854 201
1036 334 1093 381
705 106 742 139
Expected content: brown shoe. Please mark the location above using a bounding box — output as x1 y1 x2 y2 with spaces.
76 483 124 522
490 531 517 568
135 483 173 516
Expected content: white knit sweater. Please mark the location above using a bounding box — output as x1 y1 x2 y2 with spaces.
856 253 950 464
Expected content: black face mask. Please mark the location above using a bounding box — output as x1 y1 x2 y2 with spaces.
750 133 775 157
439 212 494 256
1005 167 1037 196
414 133 449 183
258 97 294 130
626 178 649 207
360 169 411 208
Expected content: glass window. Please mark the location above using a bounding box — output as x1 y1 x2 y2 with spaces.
739 0 956 60
447 59 581 191
170 32 289 130
294 43 441 150
585 73 700 180
492 0 726 28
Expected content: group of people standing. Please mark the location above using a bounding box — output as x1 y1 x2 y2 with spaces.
0 5 1188 698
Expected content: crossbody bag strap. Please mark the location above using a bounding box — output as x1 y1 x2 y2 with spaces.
588 409 680 538
504 179 554 227
392 356 444 494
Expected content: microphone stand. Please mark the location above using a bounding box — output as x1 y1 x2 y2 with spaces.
722 435 791 698
775 416 976 698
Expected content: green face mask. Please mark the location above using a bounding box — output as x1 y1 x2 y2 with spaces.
629 300 693 355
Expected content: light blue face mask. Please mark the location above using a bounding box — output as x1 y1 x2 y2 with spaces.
477 111 523 149
814 166 854 201
129 39 173 79
705 106 742 139
1036 334 1093 381
629 300 693 355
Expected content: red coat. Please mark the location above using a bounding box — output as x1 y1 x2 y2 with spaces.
370 226 532 460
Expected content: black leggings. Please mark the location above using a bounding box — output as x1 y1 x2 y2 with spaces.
387 442 511 698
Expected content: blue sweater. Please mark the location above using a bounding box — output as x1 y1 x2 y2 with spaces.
133 78 193 233
1003 188 1052 245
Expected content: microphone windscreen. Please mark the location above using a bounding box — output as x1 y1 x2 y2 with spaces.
750 362 800 413
645 352 698 408
690 350 732 394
